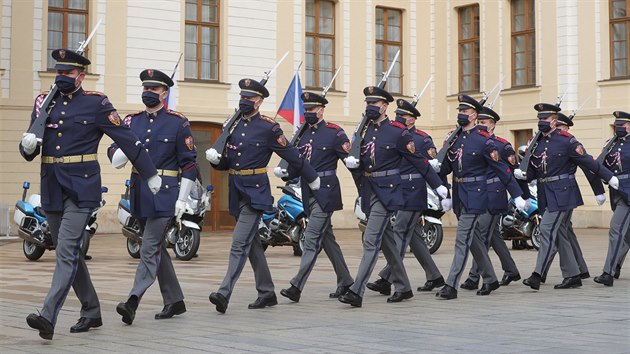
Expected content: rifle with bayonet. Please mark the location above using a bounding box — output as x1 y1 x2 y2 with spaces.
171 53 183 80
211 51 289 153
410 75 433 108
347 49 401 160
276 66 343 170
518 88 568 171
434 76 504 171
27 18 103 141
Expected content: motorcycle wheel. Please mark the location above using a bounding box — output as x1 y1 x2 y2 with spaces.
530 222 541 250
23 240 46 261
80 230 91 258
293 217 306 257
419 223 443 254
175 226 201 261
126 238 141 259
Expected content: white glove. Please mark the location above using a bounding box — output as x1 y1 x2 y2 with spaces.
435 185 448 199
514 168 527 180
21 133 38 154
273 166 288 178
175 178 195 221
344 156 359 169
308 176 321 190
111 148 129 169
429 159 441 173
147 174 162 195
525 198 532 210
205 148 221 164
609 176 619 190
441 198 452 211
595 194 606 206
514 196 527 211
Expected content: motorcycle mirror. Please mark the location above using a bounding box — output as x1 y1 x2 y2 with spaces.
101 186 109 193
207 185 214 192
23 181 30 189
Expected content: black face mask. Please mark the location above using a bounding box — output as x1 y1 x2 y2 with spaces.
365 105 382 120
615 126 628 138
457 113 471 127
55 75 77 94
538 120 552 133
239 99 256 115
142 91 162 108
304 112 319 125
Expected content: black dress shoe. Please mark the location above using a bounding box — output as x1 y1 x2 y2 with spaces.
614 264 621 279
477 281 500 296
155 300 186 319
366 278 391 295
248 293 278 309
499 273 521 286
26 313 54 340
280 285 301 302
116 302 136 325
435 285 457 300
523 272 541 290
417 276 445 291
387 290 414 303
84 255 92 260
329 285 351 298
209 292 228 314
579 272 590 279
70 317 102 333
460 278 479 290
338 289 362 307
554 276 582 289
594 272 614 286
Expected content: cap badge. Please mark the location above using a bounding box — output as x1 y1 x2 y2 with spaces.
304 92 309 99
147 69 154 77
59 50 66 59
368 86 374 94
244 79 251 87
537 103 544 110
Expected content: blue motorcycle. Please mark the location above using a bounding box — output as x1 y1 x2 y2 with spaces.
13 181 106 260
499 182 541 249
257 180 306 256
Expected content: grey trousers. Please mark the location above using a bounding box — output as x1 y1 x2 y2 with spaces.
604 194 630 275
467 213 519 283
542 216 588 278
377 210 421 292
41 197 100 326
129 217 183 306
445 211 497 288
350 195 392 297
408 223 442 281
217 202 274 300
534 209 580 278
291 197 353 290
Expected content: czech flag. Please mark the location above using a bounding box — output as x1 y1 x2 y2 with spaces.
277 72 304 133
164 73 177 111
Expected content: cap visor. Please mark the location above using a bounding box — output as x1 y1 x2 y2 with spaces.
240 91 259 97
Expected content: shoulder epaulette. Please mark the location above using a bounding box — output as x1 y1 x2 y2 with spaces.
167 109 186 119
415 129 428 137
477 129 490 138
125 110 144 118
259 115 276 124
82 90 106 96
558 131 573 138
494 136 509 144
325 122 341 130
389 121 406 129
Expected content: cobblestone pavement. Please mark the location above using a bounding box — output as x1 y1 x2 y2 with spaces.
0 228 628 353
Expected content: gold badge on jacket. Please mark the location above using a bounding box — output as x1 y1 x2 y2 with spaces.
277 135 287 147
490 150 499 161
185 136 194 151
342 141 351 153
108 111 121 126
406 141 415 154
575 145 585 156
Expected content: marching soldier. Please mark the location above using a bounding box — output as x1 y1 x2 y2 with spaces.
436 95 526 300
112 69 198 325
594 110 630 286
460 106 522 290
538 112 601 283
365 98 447 299
278 92 354 302
339 86 447 307
205 78 320 313
516 103 617 290
21 49 160 339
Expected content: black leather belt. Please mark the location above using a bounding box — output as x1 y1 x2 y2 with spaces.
538 174 574 183
455 176 486 183
317 169 336 177
364 169 400 177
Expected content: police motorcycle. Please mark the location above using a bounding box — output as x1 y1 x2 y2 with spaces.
256 179 306 256
354 185 444 254
14 181 106 261
498 145 541 250
117 179 213 261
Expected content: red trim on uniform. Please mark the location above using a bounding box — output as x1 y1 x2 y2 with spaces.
494 136 509 144
415 129 428 137
325 122 341 130
558 131 573 137
389 121 406 129
477 129 490 137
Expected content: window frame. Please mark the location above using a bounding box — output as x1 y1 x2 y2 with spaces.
305 0 336 89
457 4 480 93
47 0 89 71
510 0 536 87
184 0 221 82
610 0 630 79
375 6 403 95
